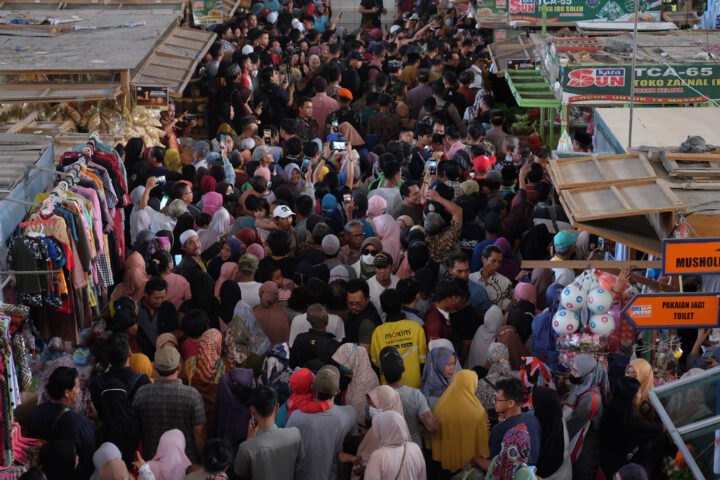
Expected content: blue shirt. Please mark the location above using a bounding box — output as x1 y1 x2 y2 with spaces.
314 14 328 32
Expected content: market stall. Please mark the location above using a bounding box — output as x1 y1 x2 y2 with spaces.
0 8 215 142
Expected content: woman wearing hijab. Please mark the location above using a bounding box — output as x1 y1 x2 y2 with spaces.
214 102 238 137
476 343 517 413
258 343 293 404
201 208 232 257
219 280 242 328
231 300 271 357
222 317 263 377
180 272 221 330
599 377 662 478
566 354 610 478
531 386 570 479
332 343 380 426
366 195 387 227
372 214 402 269
514 283 538 311
147 429 192 480
321 193 348 234
236 227 262 249
206 237 243 280
283 163 306 198
420 347 456 410
90 442 122 480
498 307 530 371
253 281 291 344
625 358 655 420
429 370 490 474
200 175 218 196
40 440 80 480
531 283 564 372
352 385 409 479
467 305 503 369
286 368 331 419
124 137 144 172
192 328 225 430
494 237 521 281
530 268 554 311
112 230 155 301
485 424 538 480
214 367 254 447
364 411 426 480
213 262 239 301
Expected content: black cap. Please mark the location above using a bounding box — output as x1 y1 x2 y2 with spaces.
490 109 504 122
373 251 393 268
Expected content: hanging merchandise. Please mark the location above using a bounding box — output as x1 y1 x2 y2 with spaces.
553 309 580 335
560 284 587 312
5 134 128 342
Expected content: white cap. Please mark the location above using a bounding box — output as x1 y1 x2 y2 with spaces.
390 25 401 34
241 45 254 55
179 229 198 245
273 205 295 218
291 18 304 32
409 13 420 20
267 11 278 24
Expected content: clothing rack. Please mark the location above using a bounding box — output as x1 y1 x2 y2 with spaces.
0 270 63 291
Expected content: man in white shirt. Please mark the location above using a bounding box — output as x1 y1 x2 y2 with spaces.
469 244 513 311
237 254 262 308
551 231 577 287
367 252 399 316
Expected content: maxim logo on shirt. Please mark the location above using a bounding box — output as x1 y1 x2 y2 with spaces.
385 328 412 339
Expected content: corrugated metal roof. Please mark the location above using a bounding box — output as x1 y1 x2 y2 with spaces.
0 133 52 195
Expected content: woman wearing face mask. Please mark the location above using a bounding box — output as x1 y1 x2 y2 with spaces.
352 237 383 280
566 354 610 479
342 385 409 479
599 376 663 478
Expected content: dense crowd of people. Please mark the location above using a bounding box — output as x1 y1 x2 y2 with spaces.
15 1 718 480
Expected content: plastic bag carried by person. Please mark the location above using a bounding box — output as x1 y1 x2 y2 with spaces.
557 129 573 153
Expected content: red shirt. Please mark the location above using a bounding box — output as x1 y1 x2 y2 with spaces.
424 305 453 341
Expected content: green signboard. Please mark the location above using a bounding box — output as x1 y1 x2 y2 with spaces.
560 64 720 103
192 0 223 25
477 0 660 22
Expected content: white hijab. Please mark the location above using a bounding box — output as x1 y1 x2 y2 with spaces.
201 207 232 252
467 305 504 369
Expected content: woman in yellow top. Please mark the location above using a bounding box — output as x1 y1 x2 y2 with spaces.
429 369 490 474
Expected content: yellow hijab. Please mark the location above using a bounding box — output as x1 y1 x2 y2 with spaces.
429 369 490 472
627 358 653 402
129 353 154 382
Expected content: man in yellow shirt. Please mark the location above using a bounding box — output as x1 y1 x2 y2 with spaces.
370 289 427 388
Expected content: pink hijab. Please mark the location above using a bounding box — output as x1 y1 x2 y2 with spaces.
246 243 265 260
255 166 271 182
202 192 224 217
514 283 537 307
214 262 238 299
366 195 387 221
373 214 401 267
111 251 148 301
147 429 191 480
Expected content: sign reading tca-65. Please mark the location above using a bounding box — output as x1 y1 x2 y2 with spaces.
561 65 720 103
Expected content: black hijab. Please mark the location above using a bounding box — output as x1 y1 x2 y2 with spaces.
219 280 242 326
172 213 195 255
531 386 565 477
507 306 532 344
124 137 144 171
97 378 141 466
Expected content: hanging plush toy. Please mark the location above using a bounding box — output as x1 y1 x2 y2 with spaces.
560 284 587 312
587 287 614 314
553 309 580 335
589 313 615 336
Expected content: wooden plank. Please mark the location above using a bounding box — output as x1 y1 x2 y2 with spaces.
665 153 720 161
521 260 662 269
148 55 192 71
6 113 37 134
667 182 720 190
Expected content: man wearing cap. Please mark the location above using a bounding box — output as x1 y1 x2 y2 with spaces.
287 365 357 480
367 252 399 316
552 230 578 286
133 346 206 463
174 229 206 283
273 205 297 254
237 253 262 307
234 386 304 480
343 53 364 99
370 289 427 388
321 234 348 271
290 304 341 369
192 140 210 170
325 88 361 136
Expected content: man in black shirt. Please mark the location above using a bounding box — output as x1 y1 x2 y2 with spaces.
359 0 385 28
291 304 341 369
136 277 179 358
